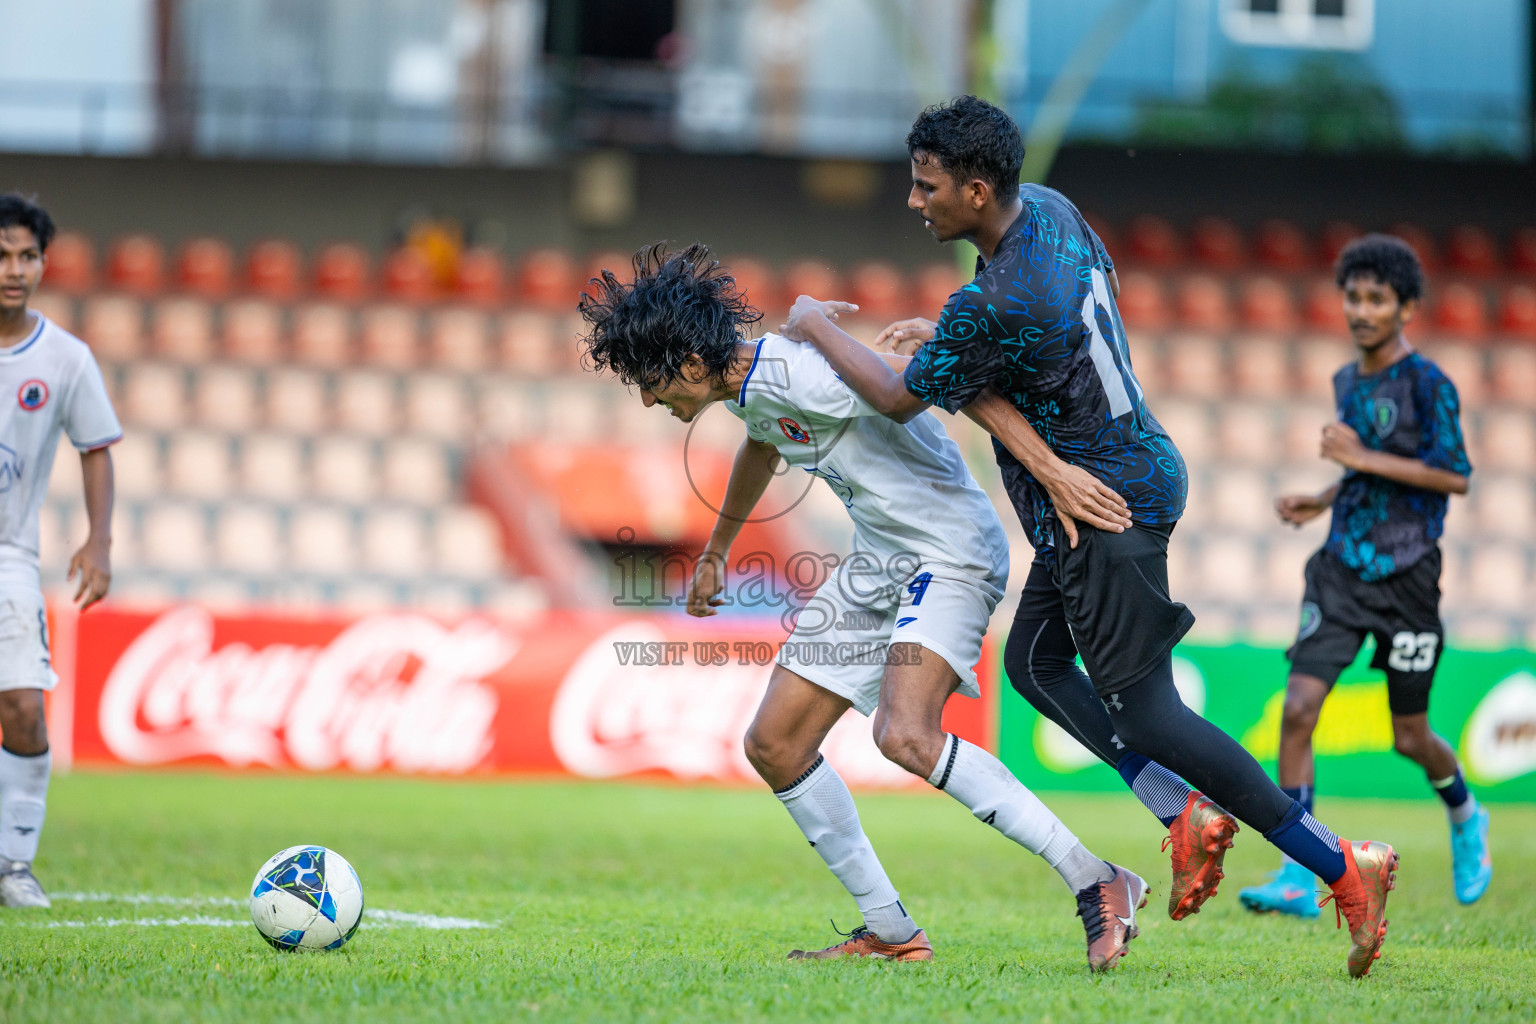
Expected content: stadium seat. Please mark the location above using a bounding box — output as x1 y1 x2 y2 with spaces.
499 311 558 375
1479 409 1536 472
1264 536 1317 603
455 247 506 305
782 260 840 304
1153 399 1211 464
1197 534 1261 601
29 291 74 333
1252 219 1312 272
434 505 505 577
41 230 95 293
150 297 215 362
1497 284 1536 341
360 305 420 369
849 261 906 321
1283 401 1335 462
174 237 234 297
238 434 305 500
1421 343 1485 404
244 239 304 300
544 383 609 444
581 251 631 297
1467 543 1528 611
1490 344 1536 403
1431 283 1489 341
1216 401 1280 462
722 256 778 315
166 431 233 499
361 508 429 576
1295 336 1349 399
335 371 399 436
313 242 372 302
214 503 284 574
382 437 452 504
1228 335 1292 398
475 378 539 441
381 246 436 303
141 502 209 571
222 298 284 364
1189 217 1247 271
1508 227 1536 276
1082 213 1119 260
516 247 580 311
1163 333 1225 397
1114 271 1169 331
1238 276 1299 333
1472 475 1535 539
428 308 489 371
1388 223 1441 271
1124 215 1182 267
312 436 378 500
264 368 327 435
915 263 965 316
1211 468 1270 529
404 374 468 440
106 234 165 294
1317 222 1362 269
292 302 353 367
81 294 144 361
106 432 161 499
333 580 399 612
1444 225 1500 277
411 581 474 614
193 365 259 432
1174 275 1234 331
289 505 358 574
484 580 551 617
121 364 187 429
1304 278 1344 331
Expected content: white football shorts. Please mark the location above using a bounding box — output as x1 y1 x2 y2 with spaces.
0 591 59 692
775 562 1003 716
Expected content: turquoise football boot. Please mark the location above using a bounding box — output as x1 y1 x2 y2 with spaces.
1238 861 1320 918
1450 805 1492 905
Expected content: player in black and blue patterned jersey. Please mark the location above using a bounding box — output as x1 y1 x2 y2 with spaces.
1240 235 1491 917
783 96 1398 977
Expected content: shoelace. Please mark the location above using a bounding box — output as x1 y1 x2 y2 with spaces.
1315 888 1362 930
827 920 871 947
1074 885 1108 944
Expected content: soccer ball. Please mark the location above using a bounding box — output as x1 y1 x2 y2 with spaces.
248 845 365 951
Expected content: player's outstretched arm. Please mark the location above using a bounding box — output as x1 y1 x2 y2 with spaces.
1319 423 1469 495
689 438 781 617
68 447 114 611
780 296 929 422
963 390 1131 549
1275 484 1340 527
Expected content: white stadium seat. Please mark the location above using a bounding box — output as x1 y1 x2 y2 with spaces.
166 431 233 499
292 303 353 368
121 364 187 430
311 436 377 501
101 433 161 499
1153 399 1211 465
433 504 504 578
239 434 304 500
1197 534 1262 602
475 378 540 441
1210 468 1270 529
81 295 144 362
193 365 259 432
403 373 469 440
360 508 428 577
151 297 215 363
222 298 284 364
214 503 284 574
429 308 489 372
499 311 558 376
289 505 357 574
1163 333 1225 399
1216 401 1280 463
335 370 399 436
382 438 452 505
360 305 420 370
141 502 210 571
1472 475 1535 539
264 368 327 435
1478 409 1536 473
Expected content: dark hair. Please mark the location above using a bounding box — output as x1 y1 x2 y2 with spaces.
1334 233 1423 303
906 95 1024 199
0 193 56 251
578 242 762 392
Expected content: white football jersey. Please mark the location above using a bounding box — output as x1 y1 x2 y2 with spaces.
725 333 1008 584
0 313 122 592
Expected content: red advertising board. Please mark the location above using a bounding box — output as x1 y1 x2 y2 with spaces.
48 604 994 790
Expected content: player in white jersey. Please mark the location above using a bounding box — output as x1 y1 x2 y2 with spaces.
0 195 121 908
578 243 1149 972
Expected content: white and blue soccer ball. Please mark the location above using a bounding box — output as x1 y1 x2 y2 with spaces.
249 845 365 951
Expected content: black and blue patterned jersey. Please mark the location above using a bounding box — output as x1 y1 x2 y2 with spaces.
901 184 1186 559
1325 352 1471 581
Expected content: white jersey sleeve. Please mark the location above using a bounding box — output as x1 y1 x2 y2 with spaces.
62 354 121 451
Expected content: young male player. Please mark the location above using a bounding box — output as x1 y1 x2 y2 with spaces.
1240 235 1489 916
781 95 1397 977
580 242 1150 972
0 194 120 908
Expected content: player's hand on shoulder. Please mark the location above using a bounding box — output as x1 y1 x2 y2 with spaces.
686 552 728 617
780 295 858 342
1319 422 1365 469
67 538 111 611
1275 494 1325 527
873 318 938 356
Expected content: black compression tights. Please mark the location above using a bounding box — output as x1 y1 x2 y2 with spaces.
1102 657 1294 833
1003 618 1124 767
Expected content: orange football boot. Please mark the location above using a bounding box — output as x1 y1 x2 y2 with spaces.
1319 840 1398 978
787 926 933 962
1076 864 1149 972
1163 792 1239 920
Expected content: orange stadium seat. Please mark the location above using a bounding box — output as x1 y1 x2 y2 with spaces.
581 251 630 297
1114 271 1169 331
782 259 840 304
1444 225 1500 277
1432 282 1489 340
849 261 906 321
1239 276 1298 332
1305 277 1344 330
292 302 353 367
1253 219 1312 272
222 298 284 364
1317 222 1362 269
151 296 215 362
1124 215 1183 267
1388 223 1441 271
1189 217 1247 271
1507 227 1536 276
1174 275 1233 332
41 230 95 292
516 248 579 311
1499 284 1536 340
107 234 166 294
244 239 304 300
722 256 778 314
1082 213 1119 260
455 247 506 305
175 237 234 297
915 263 965 317
360 305 420 369
382 246 436 303
313 243 372 302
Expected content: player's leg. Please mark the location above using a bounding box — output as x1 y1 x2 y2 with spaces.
0 686 52 908
742 664 929 959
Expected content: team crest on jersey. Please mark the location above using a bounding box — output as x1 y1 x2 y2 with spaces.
1369 397 1398 439
778 417 811 444
17 380 48 411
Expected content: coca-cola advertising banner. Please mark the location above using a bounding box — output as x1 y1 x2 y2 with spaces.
49 605 993 790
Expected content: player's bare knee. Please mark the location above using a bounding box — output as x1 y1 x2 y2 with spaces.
1391 724 1428 762
872 719 934 776
0 691 48 755
1280 692 1323 736
741 725 809 784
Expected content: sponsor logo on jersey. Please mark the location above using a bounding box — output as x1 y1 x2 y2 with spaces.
0 443 21 494
1370 397 1398 438
17 380 47 411
778 417 811 444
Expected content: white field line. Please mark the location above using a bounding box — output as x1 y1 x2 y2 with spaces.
11 892 497 930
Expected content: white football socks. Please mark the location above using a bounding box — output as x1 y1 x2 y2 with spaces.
0 747 50 864
774 755 918 944
928 734 1112 893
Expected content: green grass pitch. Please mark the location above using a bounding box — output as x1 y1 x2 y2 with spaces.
1 772 1532 1023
